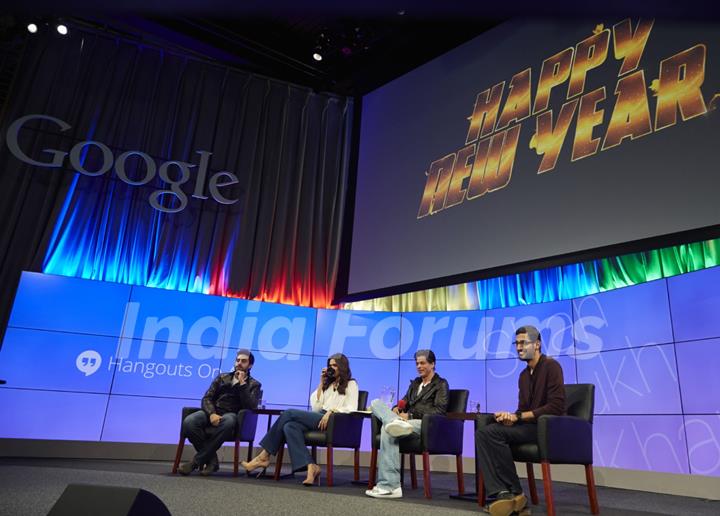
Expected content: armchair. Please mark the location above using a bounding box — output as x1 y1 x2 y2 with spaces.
369 389 469 499
476 383 599 516
273 390 369 486
172 407 258 477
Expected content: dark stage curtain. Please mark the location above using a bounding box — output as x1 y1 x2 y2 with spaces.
0 29 352 341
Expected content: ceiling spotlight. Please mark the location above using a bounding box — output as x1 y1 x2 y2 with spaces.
27 23 38 33
56 23 68 35
312 52 323 62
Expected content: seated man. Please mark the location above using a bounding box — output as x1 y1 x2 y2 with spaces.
365 349 449 499
179 349 261 476
476 325 566 516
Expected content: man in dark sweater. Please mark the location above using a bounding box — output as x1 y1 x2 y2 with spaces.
179 348 262 476
476 325 566 516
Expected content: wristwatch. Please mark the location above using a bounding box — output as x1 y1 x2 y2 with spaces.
515 410 523 422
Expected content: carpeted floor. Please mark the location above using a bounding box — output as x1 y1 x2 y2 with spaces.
0 458 718 516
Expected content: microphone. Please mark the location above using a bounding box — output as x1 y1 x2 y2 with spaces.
397 400 406 411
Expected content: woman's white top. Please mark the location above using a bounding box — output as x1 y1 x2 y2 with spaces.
310 379 359 413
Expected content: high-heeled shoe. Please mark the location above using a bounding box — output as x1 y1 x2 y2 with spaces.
302 464 321 487
241 456 270 478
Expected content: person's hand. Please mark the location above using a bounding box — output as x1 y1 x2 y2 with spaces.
234 370 247 385
494 411 517 426
398 412 409 421
320 367 328 383
392 406 400 415
318 412 332 430
209 413 222 426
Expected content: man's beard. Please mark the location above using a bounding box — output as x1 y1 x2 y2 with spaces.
519 351 534 362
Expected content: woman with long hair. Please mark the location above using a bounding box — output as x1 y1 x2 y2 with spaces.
241 353 358 486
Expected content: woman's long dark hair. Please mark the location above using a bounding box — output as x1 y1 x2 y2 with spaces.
323 353 352 395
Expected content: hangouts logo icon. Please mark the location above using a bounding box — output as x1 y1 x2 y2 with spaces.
76 350 102 376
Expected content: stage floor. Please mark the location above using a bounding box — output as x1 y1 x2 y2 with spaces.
0 458 717 515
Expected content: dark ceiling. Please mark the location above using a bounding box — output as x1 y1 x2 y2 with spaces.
175 15 497 96
5 1 720 97
87 13 502 97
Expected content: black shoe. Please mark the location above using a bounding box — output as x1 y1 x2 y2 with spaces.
178 461 198 476
201 454 220 476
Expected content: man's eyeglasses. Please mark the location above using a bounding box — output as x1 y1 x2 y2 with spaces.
513 340 537 347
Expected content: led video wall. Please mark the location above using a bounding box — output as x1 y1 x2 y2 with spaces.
1 270 719 477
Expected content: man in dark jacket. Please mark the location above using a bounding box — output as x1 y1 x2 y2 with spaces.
179 348 262 476
476 325 566 516
365 349 449 499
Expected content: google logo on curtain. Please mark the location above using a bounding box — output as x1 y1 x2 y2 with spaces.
5 114 241 213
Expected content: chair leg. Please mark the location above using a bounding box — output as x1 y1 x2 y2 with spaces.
410 453 418 489
368 449 378 489
172 438 185 474
456 455 465 495
422 452 432 499
247 441 253 462
327 447 334 487
526 463 539 504
541 461 555 516
233 438 240 477
400 453 405 487
311 446 317 463
353 449 360 482
477 471 486 507
585 464 600 514
274 447 284 481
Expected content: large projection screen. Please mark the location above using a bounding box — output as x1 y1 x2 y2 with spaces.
343 18 720 301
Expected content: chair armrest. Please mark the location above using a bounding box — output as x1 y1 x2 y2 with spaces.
371 415 382 449
421 414 464 455
327 412 364 448
538 415 593 464
237 409 259 441
179 407 202 439
181 407 202 420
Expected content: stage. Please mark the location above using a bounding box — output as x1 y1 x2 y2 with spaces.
2 10 720 516
0 458 717 516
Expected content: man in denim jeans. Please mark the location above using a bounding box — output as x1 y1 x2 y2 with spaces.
365 349 449 499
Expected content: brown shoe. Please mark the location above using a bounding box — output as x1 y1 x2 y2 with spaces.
488 494 515 516
488 499 514 516
513 493 528 512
